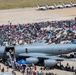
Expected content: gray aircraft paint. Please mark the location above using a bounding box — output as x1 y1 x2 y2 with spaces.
0 44 76 58
15 44 76 56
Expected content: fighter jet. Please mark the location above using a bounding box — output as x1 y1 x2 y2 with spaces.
70 1 76 7
0 43 76 67
54 3 64 9
45 4 55 10
37 4 47 10
62 2 72 8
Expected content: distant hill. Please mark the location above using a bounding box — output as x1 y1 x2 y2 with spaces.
0 0 76 9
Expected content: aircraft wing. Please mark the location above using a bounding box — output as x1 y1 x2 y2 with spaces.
18 53 67 61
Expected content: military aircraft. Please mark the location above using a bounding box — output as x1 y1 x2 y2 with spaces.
54 3 64 9
45 4 55 10
62 2 72 8
70 1 76 7
0 41 76 67
37 4 47 10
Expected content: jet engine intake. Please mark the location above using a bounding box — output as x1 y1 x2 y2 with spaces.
26 57 39 64
44 59 57 67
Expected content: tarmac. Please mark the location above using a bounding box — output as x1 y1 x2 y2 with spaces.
0 7 76 25
0 7 76 75
0 59 76 75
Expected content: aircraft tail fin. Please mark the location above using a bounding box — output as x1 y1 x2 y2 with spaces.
37 4 40 8
70 1 73 6
54 3 57 8
62 2 65 7
46 4 49 9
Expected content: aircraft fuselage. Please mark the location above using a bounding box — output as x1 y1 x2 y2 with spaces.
15 44 76 57
0 44 76 58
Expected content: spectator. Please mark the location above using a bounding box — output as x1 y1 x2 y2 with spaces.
1 67 4 72
75 69 76 74
6 66 9 72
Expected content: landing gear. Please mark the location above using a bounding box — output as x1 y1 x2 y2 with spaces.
37 58 44 66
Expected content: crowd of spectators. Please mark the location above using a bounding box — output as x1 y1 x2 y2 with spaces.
0 19 76 46
1 62 76 75
1 63 71 75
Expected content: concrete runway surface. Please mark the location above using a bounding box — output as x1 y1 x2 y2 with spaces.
0 7 76 25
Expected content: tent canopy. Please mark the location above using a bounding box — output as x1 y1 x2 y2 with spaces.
18 59 28 64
